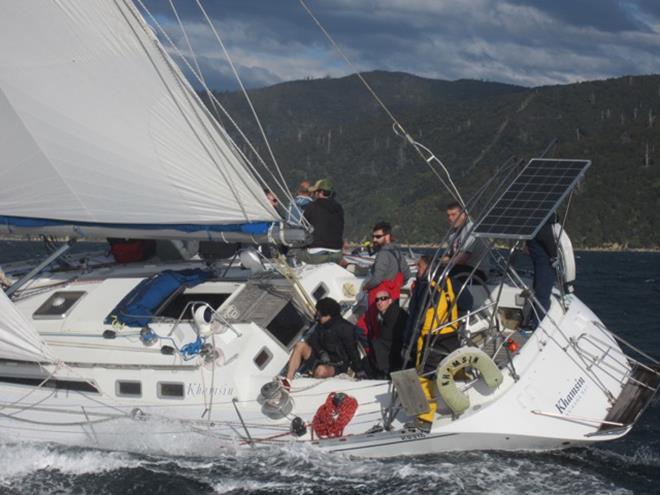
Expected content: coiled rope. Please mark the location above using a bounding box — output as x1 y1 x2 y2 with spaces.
311 392 358 438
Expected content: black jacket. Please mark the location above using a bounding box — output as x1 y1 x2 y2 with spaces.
372 301 408 375
303 197 344 249
308 316 362 373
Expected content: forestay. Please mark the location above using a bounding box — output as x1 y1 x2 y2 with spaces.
0 290 54 363
0 0 281 240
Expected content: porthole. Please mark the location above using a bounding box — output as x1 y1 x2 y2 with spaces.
254 347 273 370
158 382 184 399
116 380 141 398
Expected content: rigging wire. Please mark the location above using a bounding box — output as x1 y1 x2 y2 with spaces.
131 1 280 221
168 0 222 120
193 0 297 210
135 1 305 225
298 0 464 206
123 0 253 223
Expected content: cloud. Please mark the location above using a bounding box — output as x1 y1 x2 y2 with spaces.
139 0 660 90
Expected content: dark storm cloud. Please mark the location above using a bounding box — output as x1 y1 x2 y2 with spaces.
138 0 660 90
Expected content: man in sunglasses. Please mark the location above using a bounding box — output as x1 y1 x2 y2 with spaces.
371 290 408 377
363 222 411 293
357 222 411 348
285 297 366 380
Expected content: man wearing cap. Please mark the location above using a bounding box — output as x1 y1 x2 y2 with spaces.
299 178 344 264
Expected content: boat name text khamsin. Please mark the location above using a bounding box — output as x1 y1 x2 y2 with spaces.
187 383 234 397
555 376 587 414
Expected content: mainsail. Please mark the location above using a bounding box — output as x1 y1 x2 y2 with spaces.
0 1 297 242
0 290 54 363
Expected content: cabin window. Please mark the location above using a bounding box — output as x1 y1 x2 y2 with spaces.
266 301 307 348
312 283 328 301
156 293 230 320
33 291 87 320
158 382 184 399
253 347 273 370
0 375 98 393
116 380 141 397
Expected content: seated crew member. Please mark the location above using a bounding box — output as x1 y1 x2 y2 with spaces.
286 180 313 225
401 255 430 364
285 298 365 380
441 202 490 281
299 178 344 264
370 289 408 377
357 222 411 344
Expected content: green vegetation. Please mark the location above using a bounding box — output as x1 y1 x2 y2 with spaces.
203 72 660 248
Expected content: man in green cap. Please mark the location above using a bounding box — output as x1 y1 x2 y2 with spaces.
299 178 344 264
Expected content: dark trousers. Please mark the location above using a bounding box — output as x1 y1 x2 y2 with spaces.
527 239 555 328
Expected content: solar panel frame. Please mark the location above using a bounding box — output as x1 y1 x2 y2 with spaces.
473 158 590 240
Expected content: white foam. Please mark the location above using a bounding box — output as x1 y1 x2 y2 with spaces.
213 479 303 494
0 442 139 481
0 439 647 494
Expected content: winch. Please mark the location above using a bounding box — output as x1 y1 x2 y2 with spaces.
258 380 294 419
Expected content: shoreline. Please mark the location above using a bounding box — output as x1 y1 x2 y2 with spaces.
0 236 657 253
398 243 660 253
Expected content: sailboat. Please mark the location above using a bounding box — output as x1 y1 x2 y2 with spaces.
0 1 657 458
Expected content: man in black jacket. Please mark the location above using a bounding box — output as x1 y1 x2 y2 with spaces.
299 178 344 264
285 298 365 380
370 289 408 377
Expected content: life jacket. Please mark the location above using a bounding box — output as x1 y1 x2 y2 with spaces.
357 249 407 340
416 276 459 366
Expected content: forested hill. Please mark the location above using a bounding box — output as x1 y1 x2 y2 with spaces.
204 71 660 248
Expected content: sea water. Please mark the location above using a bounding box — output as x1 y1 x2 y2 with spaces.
0 243 658 495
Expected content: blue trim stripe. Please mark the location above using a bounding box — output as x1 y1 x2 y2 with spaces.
0 215 273 235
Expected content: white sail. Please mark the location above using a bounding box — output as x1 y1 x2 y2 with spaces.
0 0 279 237
0 290 53 363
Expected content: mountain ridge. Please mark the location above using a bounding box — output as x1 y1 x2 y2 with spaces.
204 71 660 248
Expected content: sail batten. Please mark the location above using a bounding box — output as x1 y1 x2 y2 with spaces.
0 0 279 234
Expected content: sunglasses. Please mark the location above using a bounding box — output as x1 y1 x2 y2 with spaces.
375 296 391 302
372 234 385 239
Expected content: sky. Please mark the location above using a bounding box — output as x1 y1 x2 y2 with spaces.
139 0 660 90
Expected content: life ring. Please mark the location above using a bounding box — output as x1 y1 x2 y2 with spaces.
552 223 576 290
436 347 503 416
311 392 358 438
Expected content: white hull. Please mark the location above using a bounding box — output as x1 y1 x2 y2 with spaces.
0 261 653 458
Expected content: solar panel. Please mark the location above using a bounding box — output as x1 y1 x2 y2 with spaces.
473 158 590 240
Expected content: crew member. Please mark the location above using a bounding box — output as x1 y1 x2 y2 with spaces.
441 202 490 281
299 178 344 264
285 298 365 380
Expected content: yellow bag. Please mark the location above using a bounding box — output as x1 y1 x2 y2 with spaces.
416 277 458 366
